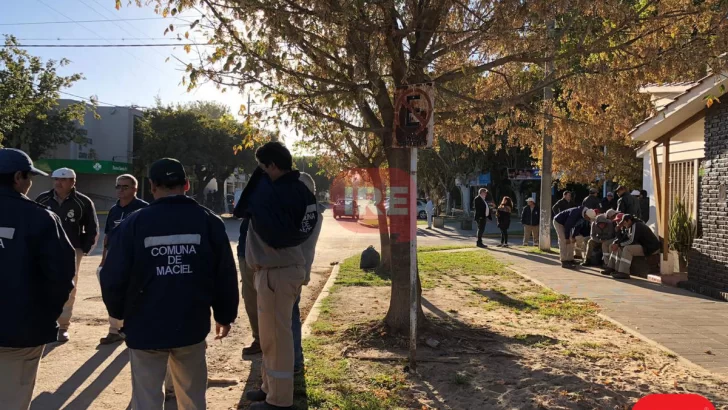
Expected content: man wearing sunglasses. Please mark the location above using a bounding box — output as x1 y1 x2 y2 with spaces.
98 174 148 345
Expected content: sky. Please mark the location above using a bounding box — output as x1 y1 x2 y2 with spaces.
1 0 302 149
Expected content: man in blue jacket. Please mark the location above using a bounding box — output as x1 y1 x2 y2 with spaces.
240 142 319 410
0 149 76 410
101 158 239 410
553 206 597 268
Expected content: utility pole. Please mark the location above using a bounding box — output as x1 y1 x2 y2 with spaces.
539 20 556 252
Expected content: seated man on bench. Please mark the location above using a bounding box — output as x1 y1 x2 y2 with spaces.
583 209 617 267
601 214 660 279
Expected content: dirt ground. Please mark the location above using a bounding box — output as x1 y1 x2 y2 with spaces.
306 250 728 410
30 250 331 410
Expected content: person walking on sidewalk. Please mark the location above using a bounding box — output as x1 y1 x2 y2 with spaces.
101 158 239 410
0 149 76 410
425 195 434 229
474 188 490 248
496 197 513 247
98 174 148 345
36 168 99 343
601 214 661 279
234 216 262 356
553 207 597 269
241 142 319 410
583 209 617 267
552 191 573 217
521 197 539 246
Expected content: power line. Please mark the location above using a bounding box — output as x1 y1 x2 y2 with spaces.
7 43 213 48
0 17 193 26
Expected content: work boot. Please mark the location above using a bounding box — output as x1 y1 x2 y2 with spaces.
600 268 615 276
574 255 583 260
580 260 593 267
245 389 267 402
561 262 575 269
611 272 631 279
57 328 69 343
250 402 293 410
99 333 124 345
242 339 262 356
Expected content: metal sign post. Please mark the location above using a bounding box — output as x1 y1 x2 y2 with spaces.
392 82 434 372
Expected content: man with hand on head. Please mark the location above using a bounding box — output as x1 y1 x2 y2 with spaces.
0 149 76 410
36 167 99 342
98 174 148 345
101 158 239 410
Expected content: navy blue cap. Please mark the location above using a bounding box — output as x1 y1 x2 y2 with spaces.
0 148 48 176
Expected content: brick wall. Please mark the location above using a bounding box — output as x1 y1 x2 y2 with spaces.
688 101 728 293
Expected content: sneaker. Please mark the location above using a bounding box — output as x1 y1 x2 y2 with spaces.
561 262 576 269
600 268 615 276
242 340 262 356
245 389 267 402
611 272 631 279
99 333 124 345
580 261 593 267
57 328 69 343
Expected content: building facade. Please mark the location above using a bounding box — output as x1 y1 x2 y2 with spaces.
28 100 142 211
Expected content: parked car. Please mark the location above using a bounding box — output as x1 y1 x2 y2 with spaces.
333 199 359 219
383 198 428 219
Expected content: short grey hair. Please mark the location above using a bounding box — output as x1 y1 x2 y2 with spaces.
299 172 316 194
116 174 138 187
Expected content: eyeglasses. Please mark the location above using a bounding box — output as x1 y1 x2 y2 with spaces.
115 185 131 191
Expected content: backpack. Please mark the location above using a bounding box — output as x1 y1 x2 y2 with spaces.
360 245 381 270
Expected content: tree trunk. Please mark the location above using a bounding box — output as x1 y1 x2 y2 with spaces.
384 148 426 333
367 167 392 273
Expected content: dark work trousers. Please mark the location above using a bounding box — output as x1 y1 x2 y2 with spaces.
476 218 486 243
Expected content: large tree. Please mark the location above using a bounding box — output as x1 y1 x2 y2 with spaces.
134 102 258 202
135 0 728 332
0 36 89 158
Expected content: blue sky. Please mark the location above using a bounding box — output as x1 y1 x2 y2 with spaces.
2 0 300 147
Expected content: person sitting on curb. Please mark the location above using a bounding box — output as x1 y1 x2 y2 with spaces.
601 214 660 279
583 209 617 267
553 206 597 269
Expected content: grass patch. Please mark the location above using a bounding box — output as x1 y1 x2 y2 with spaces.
418 244 476 252
418 251 510 289
335 255 391 287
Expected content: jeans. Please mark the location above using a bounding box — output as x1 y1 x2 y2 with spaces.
292 295 303 370
500 228 508 244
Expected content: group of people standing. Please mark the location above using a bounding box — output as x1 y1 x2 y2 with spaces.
0 141 320 410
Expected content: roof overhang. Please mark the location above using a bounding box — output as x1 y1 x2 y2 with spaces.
630 73 728 142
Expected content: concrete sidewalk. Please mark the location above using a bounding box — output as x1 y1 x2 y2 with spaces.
486 246 728 377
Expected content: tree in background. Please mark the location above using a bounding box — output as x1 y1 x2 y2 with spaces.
137 0 728 332
133 101 259 209
293 156 332 201
0 35 90 158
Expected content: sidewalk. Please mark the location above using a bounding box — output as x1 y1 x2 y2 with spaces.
488 246 728 377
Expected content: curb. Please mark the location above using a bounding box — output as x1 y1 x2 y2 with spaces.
507 264 728 383
301 263 341 339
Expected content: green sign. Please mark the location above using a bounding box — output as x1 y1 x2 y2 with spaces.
34 159 131 175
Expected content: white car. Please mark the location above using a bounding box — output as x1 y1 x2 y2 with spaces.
382 199 428 219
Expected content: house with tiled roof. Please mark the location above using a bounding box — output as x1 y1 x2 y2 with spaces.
630 72 728 300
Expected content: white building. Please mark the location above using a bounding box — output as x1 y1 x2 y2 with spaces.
28 100 143 211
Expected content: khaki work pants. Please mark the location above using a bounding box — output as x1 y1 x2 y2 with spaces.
574 235 586 258
523 225 539 246
0 346 44 410
607 245 646 274
129 341 207 410
58 249 83 329
586 239 613 265
256 265 305 408
96 267 124 334
240 256 259 341
553 221 574 262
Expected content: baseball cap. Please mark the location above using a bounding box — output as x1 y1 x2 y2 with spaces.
606 192 614 197
51 168 76 179
148 158 187 185
526 197 535 203
589 188 598 194
0 148 48 176
605 209 617 219
620 214 635 224
583 208 597 220
631 190 640 196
